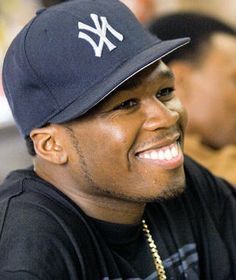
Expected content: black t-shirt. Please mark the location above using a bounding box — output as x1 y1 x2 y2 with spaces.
0 156 235 279
89 217 156 279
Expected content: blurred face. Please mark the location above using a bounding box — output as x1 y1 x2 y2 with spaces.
184 33 236 148
64 61 187 203
121 0 157 24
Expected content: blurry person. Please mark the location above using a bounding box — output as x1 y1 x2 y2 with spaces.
41 0 158 24
149 13 236 184
41 0 69 7
121 0 157 24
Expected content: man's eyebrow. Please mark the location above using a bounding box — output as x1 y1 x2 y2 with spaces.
115 65 174 92
115 75 143 92
158 69 175 80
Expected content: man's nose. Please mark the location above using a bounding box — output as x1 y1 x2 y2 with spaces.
142 99 179 131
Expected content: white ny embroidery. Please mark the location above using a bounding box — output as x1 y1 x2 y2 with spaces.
78 13 124 57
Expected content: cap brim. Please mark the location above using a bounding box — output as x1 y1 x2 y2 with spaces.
50 37 190 123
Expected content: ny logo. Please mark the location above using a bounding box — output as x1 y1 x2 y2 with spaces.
78 13 124 57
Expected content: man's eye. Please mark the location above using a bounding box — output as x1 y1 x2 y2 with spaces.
156 87 175 99
113 99 138 110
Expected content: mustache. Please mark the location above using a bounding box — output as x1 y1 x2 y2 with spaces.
135 127 182 150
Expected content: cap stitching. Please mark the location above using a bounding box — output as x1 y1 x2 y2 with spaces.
20 8 93 134
2 56 11 104
23 15 60 109
25 8 95 113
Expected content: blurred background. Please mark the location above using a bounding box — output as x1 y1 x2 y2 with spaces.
0 0 236 183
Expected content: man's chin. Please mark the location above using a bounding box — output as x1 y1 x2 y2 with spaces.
141 178 186 203
92 175 186 204
155 182 186 201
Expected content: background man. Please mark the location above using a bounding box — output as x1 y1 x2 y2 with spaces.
41 0 158 24
149 13 236 184
0 1 235 279
120 0 158 24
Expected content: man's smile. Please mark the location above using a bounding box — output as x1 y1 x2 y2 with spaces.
135 139 183 170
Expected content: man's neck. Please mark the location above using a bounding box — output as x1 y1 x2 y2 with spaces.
34 162 146 225
65 191 146 224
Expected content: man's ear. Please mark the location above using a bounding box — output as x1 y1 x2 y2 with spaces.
30 125 68 164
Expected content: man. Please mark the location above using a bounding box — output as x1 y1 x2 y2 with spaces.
149 13 236 184
0 1 235 279
42 0 157 24
120 0 158 24
41 0 69 7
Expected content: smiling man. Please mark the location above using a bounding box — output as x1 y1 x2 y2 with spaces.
0 1 235 280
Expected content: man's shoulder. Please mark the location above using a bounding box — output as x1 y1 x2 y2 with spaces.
183 155 235 217
184 155 235 192
0 168 50 214
0 168 36 200
0 168 36 229
0 169 89 279
0 168 85 237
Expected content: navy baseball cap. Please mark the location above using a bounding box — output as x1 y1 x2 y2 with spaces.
3 0 190 137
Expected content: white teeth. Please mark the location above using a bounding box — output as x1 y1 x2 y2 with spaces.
137 142 180 161
143 153 151 159
171 146 178 157
158 150 165 160
164 149 172 160
150 151 159 160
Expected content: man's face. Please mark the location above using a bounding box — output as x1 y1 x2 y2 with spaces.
64 61 187 203
184 33 236 148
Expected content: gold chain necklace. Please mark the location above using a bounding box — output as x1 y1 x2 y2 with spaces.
142 219 167 280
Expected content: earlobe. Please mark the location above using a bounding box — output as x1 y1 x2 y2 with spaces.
30 126 68 164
